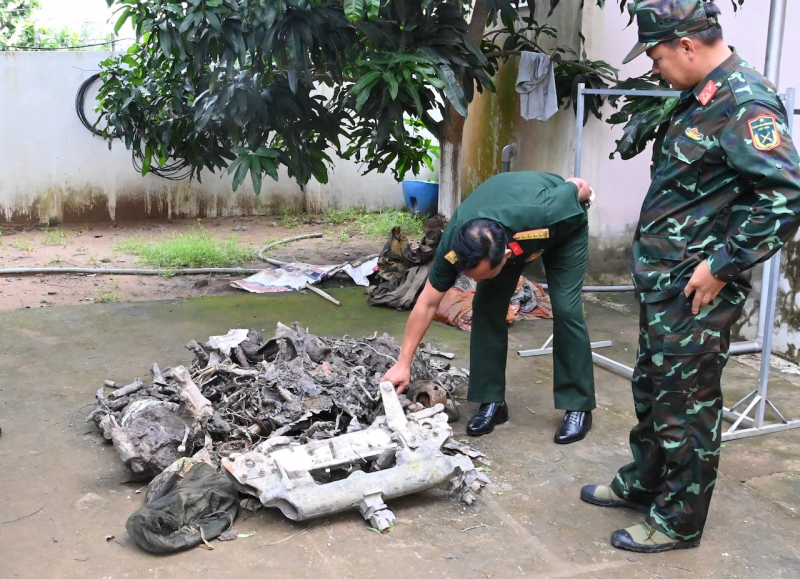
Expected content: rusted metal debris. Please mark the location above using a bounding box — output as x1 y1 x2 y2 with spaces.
224 382 488 531
88 322 472 481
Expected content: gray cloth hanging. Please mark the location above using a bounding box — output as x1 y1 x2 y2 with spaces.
515 52 558 121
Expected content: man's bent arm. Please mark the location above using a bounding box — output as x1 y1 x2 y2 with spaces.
383 280 447 393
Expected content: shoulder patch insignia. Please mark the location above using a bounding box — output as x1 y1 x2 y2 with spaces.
513 228 549 241
444 250 458 265
525 250 543 263
684 127 704 141
747 114 781 151
698 80 718 106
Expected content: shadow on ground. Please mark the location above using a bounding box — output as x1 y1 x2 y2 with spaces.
0 289 798 578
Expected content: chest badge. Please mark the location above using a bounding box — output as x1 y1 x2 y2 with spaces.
508 242 524 256
747 114 781 152
684 127 704 141
698 80 718 106
525 251 543 263
513 228 549 241
444 250 458 264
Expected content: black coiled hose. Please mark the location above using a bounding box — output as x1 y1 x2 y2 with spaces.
76 73 192 181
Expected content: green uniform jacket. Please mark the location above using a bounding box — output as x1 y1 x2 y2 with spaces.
429 171 583 291
634 52 800 304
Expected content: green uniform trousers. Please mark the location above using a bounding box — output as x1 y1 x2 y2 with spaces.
611 292 744 541
467 214 596 411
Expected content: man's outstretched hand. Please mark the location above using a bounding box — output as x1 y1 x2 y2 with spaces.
382 363 411 395
685 260 727 315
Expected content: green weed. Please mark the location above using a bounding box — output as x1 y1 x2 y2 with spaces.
43 226 70 246
11 238 34 252
324 208 361 225
279 209 298 229
46 255 64 266
356 210 425 239
93 278 121 303
114 225 256 268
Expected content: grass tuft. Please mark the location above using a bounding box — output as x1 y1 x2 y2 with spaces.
43 226 70 246
114 226 256 268
356 210 425 239
11 237 34 252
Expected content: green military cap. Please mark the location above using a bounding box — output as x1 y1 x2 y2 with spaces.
622 0 719 64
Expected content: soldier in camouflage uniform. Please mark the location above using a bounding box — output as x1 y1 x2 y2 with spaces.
581 0 800 553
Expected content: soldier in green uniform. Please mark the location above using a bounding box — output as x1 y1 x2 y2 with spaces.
382 171 597 443
581 0 800 553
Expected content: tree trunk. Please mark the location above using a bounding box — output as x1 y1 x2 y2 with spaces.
437 0 489 218
438 106 466 219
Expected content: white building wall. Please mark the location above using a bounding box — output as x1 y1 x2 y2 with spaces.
0 51 404 223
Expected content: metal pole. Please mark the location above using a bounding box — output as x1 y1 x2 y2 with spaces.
755 247 781 428
764 0 788 86
752 88 796 428
574 83 586 178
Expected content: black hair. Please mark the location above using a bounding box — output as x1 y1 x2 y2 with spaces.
452 218 507 272
663 1 723 48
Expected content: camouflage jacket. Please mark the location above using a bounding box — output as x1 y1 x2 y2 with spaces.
634 52 800 304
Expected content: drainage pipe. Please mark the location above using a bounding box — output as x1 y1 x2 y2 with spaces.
501 144 517 173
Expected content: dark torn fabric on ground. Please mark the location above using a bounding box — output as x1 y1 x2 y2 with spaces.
126 458 239 553
367 215 446 309
435 275 553 332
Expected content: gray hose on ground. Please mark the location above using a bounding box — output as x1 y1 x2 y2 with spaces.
538 283 635 292
258 232 324 265
0 267 264 276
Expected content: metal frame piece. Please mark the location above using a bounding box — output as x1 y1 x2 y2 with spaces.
222 382 482 531
570 83 800 441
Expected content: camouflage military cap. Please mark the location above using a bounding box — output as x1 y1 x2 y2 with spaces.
623 0 719 64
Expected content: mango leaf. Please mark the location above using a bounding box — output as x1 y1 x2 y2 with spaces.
438 64 467 117
231 156 251 191
365 0 380 20
115 7 131 34
344 0 365 22
250 159 263 195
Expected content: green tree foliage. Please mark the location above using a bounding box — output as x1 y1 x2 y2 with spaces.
0 0 40 47
97 0 496 193
94 0 744 199
1 0 108 49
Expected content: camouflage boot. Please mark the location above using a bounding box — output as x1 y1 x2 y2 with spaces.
611 522 701 553
580 485 649 513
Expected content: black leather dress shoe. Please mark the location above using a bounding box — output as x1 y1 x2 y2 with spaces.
466 403 509 436
554 411 592 444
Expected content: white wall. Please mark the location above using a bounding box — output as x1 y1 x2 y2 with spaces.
0 52 404 223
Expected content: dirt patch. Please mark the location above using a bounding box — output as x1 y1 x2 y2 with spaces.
0 215 384 310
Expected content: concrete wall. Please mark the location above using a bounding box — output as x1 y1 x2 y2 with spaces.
461 0 583 199
0 52 405 224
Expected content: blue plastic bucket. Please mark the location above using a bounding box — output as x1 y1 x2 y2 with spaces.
401 180 439 216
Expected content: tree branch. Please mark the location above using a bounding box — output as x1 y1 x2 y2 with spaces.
467 0 491 46
483 49 620 84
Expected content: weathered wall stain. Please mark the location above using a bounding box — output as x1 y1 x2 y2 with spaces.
0 184 308 225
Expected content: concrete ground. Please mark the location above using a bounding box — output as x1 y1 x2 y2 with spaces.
0 289 798 579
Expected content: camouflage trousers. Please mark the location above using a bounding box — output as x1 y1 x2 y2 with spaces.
610 291 745 541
